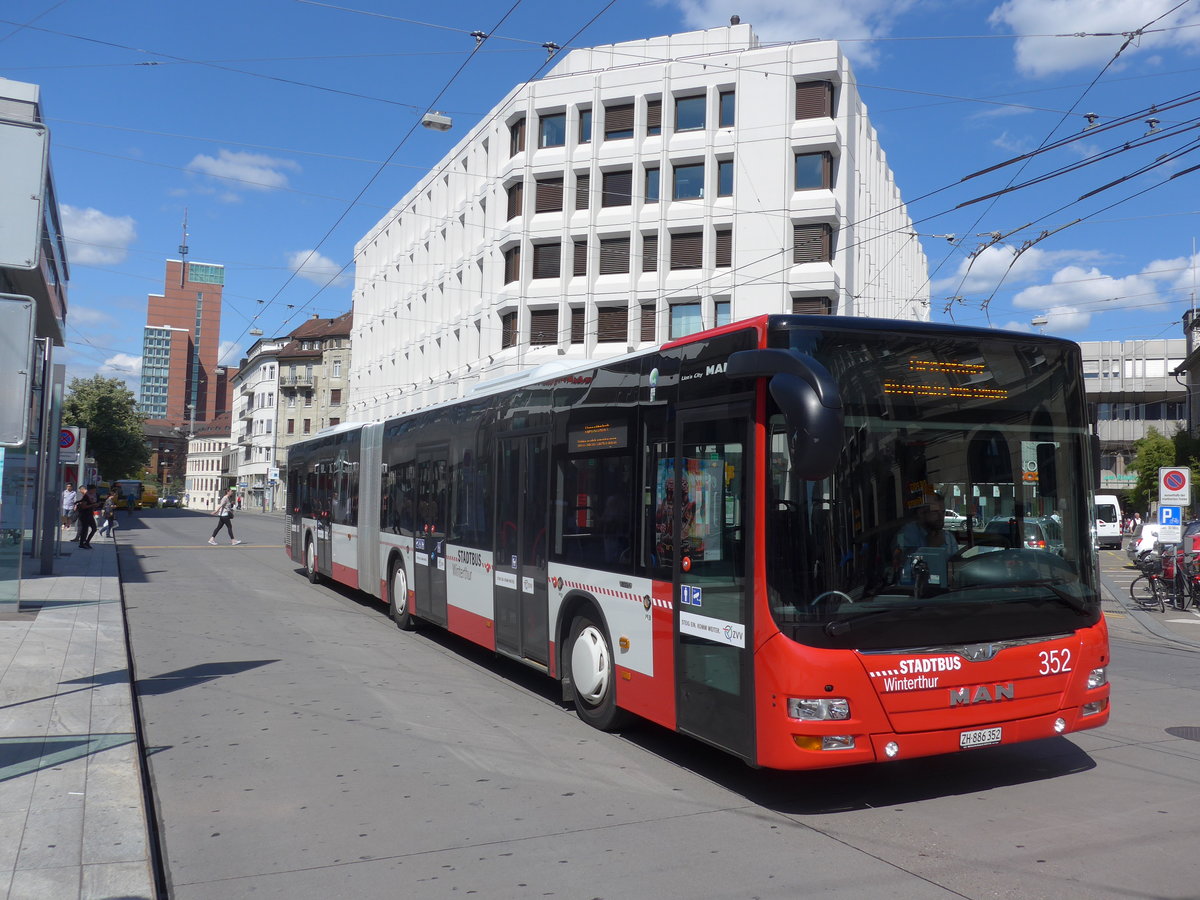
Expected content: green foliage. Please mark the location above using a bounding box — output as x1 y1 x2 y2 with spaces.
61 376 149 481
1127 428 1178 514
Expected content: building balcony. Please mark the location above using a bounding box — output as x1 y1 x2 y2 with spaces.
279 374 316 390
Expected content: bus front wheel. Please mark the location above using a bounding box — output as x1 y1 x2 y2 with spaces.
567 615 631 731
305 538 320 584
389 561 416 631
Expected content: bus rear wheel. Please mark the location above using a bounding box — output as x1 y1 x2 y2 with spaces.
567 614 631 732
305 538 320 584
388 561 416 631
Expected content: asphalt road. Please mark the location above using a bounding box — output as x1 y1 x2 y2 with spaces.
120 511 1200 899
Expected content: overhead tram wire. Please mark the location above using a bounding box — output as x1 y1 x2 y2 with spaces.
267 0 622 336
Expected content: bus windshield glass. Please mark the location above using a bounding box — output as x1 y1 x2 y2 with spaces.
765 322 1099 651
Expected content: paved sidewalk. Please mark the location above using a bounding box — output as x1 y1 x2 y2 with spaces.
0 533 156 899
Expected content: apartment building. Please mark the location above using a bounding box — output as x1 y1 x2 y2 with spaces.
349 24 928 421
184 413 232 510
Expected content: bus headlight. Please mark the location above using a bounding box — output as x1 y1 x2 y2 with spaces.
787 697 850 720
1087 666 1108 689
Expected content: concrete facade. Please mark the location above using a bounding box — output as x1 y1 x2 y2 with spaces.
349 25 928 421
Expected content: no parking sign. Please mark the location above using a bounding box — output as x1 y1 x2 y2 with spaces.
1159 467 1190 506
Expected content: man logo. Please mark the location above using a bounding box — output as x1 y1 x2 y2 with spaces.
949 683 1014 707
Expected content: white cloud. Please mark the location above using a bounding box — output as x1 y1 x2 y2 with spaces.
933 244 1105 295
186 149 300 192
668 0 922 67
287 249 347 286
989 0 1200 78
218 340 243 367
60 205 137 265
99 352 141 376
68 306 117 328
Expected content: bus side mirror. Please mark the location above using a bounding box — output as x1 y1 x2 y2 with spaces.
726 349 844 480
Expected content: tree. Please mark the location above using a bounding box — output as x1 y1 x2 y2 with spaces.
1127 427 1176 515
62 376 149 482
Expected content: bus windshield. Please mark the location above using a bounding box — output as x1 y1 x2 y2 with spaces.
765 322 1100 651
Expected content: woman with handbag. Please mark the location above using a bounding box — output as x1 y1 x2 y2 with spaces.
208 488 242 545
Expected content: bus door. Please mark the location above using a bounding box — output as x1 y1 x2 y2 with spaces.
493 433 550 665
414 447 448 627
673 406 754 760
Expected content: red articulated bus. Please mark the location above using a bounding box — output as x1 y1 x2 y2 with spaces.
285 315 1110 770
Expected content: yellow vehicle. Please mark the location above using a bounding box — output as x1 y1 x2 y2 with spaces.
111 479 158 509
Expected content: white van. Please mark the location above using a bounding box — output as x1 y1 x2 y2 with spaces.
1093 494 1122 549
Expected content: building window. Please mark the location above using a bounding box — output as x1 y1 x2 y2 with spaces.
604 102 634 140
330 388 342 405
571 307 585 343
792 295 833 314
795 151 832 190
286 417 296 434
539 113 566 148
509 117 526 155
599 237 631 275
573 239 588 277
640 304 656 342
675 95 706 131
596 307 627 343
507 181 523 220
670 231 703 270
329 417 339 427
332 360 341 377
503 245 521 283
673 163 705 200
717 159 733 197
532 243 562 279
602 170 633 207
715 228 732 267
303 419 311 434
579 107 592 143
670 302 702 339
529 309 558 344
575 173 590 210
642 233 658 273
646 99 662 136
719 90 735 127
795 80 834 120
500 311 518 349
793 223 833 264
304 391 313 407
535 177 564 213
645 167 659 203
715 297 731 327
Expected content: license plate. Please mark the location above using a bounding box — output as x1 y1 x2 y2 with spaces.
960 726 1002 749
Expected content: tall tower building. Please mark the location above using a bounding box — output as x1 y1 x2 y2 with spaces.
140 258 227 427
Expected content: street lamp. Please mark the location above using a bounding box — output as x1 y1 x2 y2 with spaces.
160 449 172 501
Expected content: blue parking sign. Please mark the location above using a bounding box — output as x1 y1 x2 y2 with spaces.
1159 506 1181 527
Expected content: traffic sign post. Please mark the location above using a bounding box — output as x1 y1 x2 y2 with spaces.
1159 467 1191 508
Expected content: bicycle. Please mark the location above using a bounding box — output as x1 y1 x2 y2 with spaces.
1130 549 1165 612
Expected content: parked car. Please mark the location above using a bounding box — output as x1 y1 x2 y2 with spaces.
944 509 975 528
1127 523 1161 563
981 516 1065 556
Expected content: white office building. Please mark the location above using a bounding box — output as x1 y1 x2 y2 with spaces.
350 24 929 420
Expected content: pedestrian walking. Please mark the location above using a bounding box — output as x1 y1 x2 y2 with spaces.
75 484 99 549
209 488 242 545
60 482 78 532
97 492 119 539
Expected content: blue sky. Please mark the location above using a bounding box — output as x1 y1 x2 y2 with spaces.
3 0 1200 393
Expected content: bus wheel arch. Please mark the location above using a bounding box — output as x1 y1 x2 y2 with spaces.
387 552 416 631
560 595 632 731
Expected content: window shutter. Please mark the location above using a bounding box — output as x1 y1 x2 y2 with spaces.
792 296 832 315
596 307 628 343
532 243 561 279
573 239 587 277
571 307 585 343
715 228 732 267
500 311 518 348
646 99 662 133
670 231 703 270
642 233 658 273
605 103 634 137
529 309 558 344
640 305 656 342
599 237 630 274
506 181 523 220
602 170 633 207
795 81 833 120
793 223 832 263
503 245 521 283
535 178 563 213
575 173 590 210
510 118 526 154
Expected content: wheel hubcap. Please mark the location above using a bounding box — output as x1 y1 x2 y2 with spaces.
392 568 408 614
571 625 609 706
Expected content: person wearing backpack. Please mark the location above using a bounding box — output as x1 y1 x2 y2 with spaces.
75 485 99 549
209 488 242 546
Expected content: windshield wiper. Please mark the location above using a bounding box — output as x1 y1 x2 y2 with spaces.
996 580 1091 614
824 604 936 636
